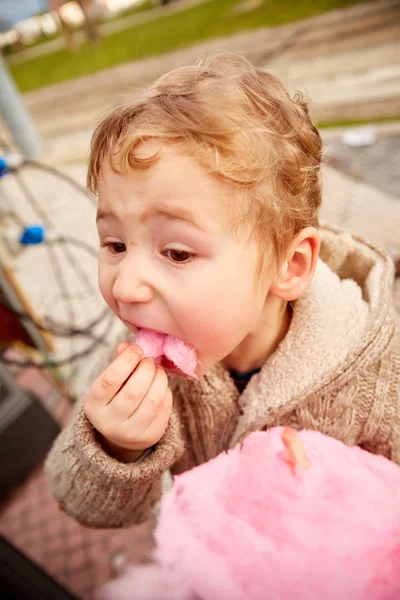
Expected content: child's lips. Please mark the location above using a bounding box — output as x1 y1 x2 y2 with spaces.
159 356 195 378
123 323 198 379
160 356 176 371
122 320 169 337
122 319 138 334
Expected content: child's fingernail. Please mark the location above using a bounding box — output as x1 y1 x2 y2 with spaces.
131 344 143 356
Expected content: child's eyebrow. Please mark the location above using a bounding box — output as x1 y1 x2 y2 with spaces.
96 205 208 232
141 205 205 231
96 209 117 223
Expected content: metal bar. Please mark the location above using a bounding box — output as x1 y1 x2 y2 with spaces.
0 56 42 158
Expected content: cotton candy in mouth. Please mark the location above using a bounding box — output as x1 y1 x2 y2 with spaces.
135 328 197 379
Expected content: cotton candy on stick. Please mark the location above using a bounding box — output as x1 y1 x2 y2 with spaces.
98 426 400 600
135 328 197 378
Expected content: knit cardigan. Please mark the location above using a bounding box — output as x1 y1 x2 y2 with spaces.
45 226 400 528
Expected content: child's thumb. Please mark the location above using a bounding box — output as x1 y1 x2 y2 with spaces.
116 342 131 357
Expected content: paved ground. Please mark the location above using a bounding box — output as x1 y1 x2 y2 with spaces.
322 123 400 198
323 132 400 199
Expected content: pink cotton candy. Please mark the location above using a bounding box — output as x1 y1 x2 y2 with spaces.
135 329 165 359
135 328 197 379
97 427 400 600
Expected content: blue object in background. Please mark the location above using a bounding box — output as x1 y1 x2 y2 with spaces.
0 157 9 177
20 225 46 245
1 0 47 27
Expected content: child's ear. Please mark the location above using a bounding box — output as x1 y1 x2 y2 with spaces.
269 227 320 301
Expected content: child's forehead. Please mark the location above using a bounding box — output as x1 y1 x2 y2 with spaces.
97 170 234 242
98 142 240 220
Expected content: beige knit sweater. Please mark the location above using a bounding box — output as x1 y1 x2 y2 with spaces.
45 226 400 528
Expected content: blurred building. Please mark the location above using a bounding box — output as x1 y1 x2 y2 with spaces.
0 0 145 49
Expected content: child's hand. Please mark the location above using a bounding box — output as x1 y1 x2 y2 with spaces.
83 343 173 462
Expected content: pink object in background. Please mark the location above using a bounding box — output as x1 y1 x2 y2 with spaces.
97 427 400 600
135 328 197 378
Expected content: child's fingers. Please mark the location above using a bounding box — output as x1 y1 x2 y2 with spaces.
85 345 143 408
111 358 157 421
124 368 169 429
116 342 131 357
123 386 173 450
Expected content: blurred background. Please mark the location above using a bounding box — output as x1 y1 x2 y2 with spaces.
0 0 399 598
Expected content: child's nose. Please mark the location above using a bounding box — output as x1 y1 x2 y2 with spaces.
112 264 154 305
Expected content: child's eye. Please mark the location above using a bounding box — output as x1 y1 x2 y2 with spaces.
102 242 126 254
163 248 193 263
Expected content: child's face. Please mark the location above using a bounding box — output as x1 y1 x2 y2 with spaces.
96 143 273 377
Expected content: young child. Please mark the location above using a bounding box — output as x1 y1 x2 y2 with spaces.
45 53 400 529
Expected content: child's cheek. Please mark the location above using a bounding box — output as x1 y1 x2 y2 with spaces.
98 267 117 312
188 323 237 371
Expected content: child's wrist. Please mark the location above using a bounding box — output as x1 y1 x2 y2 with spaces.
97 434 149 463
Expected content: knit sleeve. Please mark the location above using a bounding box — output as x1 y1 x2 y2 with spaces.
358 330 400 465
44 401 185 528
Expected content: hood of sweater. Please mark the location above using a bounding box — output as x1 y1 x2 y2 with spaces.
227 225 396 446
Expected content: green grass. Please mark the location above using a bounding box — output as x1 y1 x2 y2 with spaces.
9 0 367 93
318 115 400 128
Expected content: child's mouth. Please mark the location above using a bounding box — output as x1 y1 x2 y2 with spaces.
160 356 178 371
134 328 198 379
